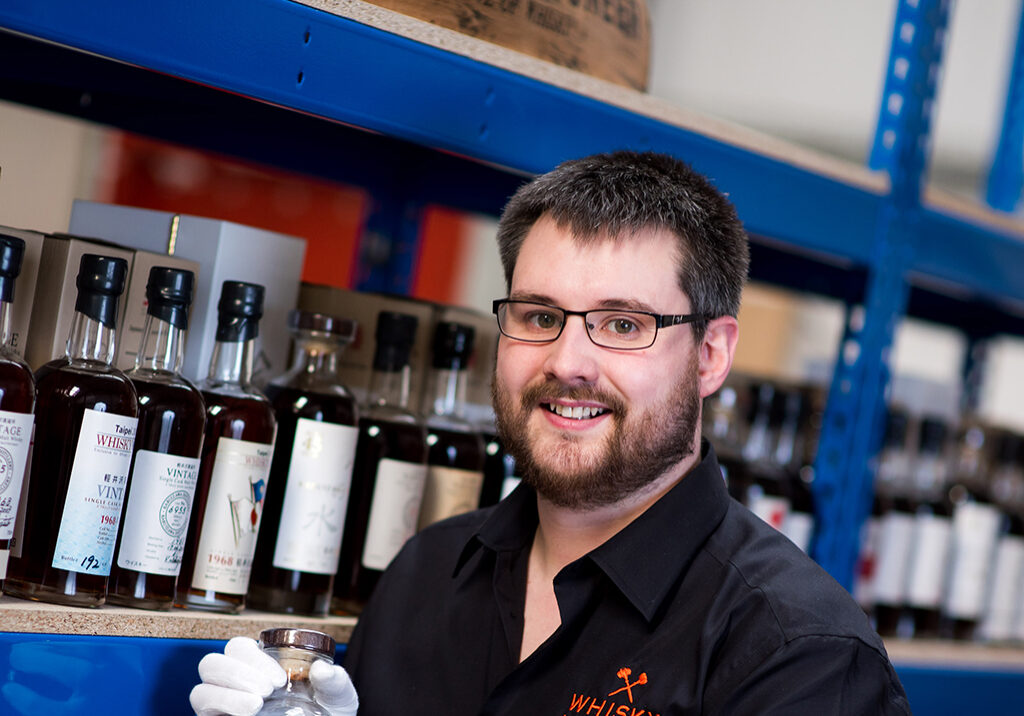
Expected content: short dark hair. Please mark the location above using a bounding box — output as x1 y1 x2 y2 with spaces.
496 151 749 331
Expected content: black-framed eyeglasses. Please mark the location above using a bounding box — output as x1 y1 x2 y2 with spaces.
492 299 706 351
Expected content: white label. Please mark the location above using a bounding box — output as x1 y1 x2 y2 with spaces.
981 536 1024 642
273 418 359 574
749 493 789 532
943 502 1001 619
190 437 274 594
853 517 881 609
9 424 34 559
417 466 484 530
116 450 201 576
361 458 428 571
500 476 521 501
872 512 915 604
53 409 139 575
0 410 34 541
782 510 814 553
905 513 953 609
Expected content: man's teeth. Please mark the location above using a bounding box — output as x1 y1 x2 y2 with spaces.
547 404 606 420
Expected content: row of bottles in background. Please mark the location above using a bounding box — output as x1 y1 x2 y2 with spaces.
704 376 823 554
855 406 1024 644
0 254 520 616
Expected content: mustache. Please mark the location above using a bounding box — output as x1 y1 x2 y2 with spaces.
519 381 627 415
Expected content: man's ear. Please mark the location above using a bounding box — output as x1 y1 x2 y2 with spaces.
698 316 739 399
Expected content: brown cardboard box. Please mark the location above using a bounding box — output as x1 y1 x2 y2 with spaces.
26 235 135 370
368 0 651 90
0 226 45 360
116 252 202 371
297 284 435 409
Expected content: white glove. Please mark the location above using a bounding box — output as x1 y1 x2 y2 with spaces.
191 637 285 716
189 636 358 716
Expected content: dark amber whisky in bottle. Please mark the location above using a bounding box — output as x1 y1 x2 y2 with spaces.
332 312 427 615
417 322 485 530
248 310 360 615
0 234 35 579
108 267 206 610
5 255 138 607
176 282 276 613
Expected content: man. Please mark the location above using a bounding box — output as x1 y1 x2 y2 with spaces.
192 151 910 715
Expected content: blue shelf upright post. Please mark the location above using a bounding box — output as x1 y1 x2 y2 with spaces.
812 0 951 588
986 0 1024 212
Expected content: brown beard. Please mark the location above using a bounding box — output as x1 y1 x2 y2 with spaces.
492 357 701 509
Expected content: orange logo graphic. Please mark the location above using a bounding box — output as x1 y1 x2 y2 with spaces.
608 667 648 703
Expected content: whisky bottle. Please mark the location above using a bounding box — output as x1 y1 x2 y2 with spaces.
903 416 954 638
176 281 276 613
478 417 520 507
0 234 35 580
248 310 359 616
107 267 206 610
4 254 138 607
257 628 338 716
742 382 790 532
417 321 485 530
332 311 427 614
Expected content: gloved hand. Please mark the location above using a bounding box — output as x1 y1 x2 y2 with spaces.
190 636 358 716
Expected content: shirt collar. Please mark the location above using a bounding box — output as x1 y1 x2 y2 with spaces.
454 441 730 622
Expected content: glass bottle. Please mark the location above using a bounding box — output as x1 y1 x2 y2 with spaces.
176 281 277 613
978 431 1024 643
4 254 138 607
742 381 790 533
478 414 520 507
248 310 360 616
0 234 35 580
416 322 485 530
774 387 815 553
869 407 917 636
332 311 428 615
107 267 206 610
257 627 337 716
903 415 954 638
703 379 746 493
939 418 1001 640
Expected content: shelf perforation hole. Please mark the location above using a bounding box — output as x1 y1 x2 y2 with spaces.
297 70 305 87
304 28 311 45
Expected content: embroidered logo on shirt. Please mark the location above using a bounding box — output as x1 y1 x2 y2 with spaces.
609 668 647 703
563 667 658 716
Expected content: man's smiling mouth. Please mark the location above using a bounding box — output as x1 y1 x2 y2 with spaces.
544 403 608 420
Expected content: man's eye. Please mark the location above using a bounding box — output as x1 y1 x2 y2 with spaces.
606 317 638 335
526 312 559 330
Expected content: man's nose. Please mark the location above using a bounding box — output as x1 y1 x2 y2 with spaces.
542 314 600 384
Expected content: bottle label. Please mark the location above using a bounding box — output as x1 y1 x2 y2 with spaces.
782 510 814 553
904 513 953 608
943 501 1001 619
417 466 484 530
872 511 915 604
361 458 428 572
116 451 201 576
190 437 274 594
8 425 34 559
748 493 789 532
53 409 139 575
981 535 1024 641
0 410 34 541
273 418 359 574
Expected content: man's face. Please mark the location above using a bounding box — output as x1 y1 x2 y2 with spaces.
493 216 703 509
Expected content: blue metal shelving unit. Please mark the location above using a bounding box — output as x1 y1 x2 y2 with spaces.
2 0 1024 712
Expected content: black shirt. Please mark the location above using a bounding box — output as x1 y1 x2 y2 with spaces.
345 442 911 715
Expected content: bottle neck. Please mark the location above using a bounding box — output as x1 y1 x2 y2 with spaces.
66 310 117 365
425 366 468 419
368 364 412 410
207 338 256 385
135 314 186 373
0 300 14 349
289 335 343 378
